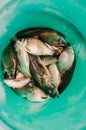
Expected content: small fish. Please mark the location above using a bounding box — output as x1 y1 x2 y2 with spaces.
15 86 49 102
57 46 75 74
16 27 56 38
40 31 66 46
4 77 30 89
2 43 17 79
49 63 61 96
29 55 57 97
18 38 55 56
16 28 42 38
14 42 31 77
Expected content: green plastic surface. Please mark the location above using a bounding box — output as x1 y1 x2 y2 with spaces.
0 0 86 130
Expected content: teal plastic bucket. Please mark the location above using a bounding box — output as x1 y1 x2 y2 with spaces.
0 1 86 130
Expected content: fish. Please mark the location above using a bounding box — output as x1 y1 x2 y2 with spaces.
29 55 58 97
57 46 75 74
14 42 31 77
4 77 30 89
2 42 17 79
14 86 49 102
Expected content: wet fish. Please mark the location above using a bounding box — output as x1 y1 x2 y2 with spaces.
14 42 30 77
29 55 57 97
2 42 17 79
15 86 49 102
26 38 55 55
57 46 75 74
49 63 61 96
4 77 30 89
40 31 66 46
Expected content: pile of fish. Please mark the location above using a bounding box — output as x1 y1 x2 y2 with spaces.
2 28 76 102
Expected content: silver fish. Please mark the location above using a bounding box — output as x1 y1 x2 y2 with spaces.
14 42 30 77
15 87 49 102
16 38 55 56
4 72 30 89
49 63 61 96
57 46 75 73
